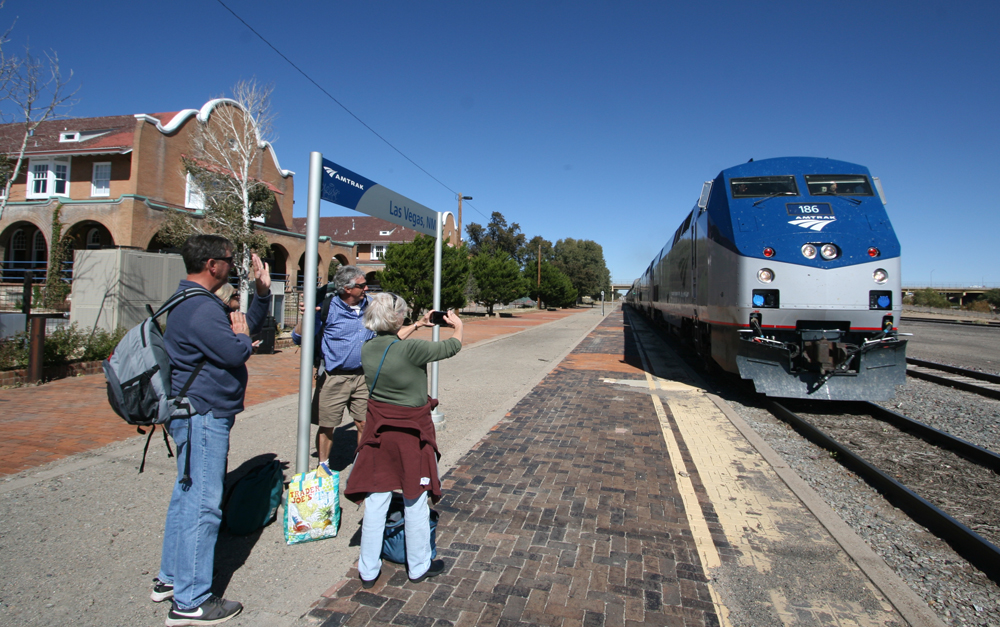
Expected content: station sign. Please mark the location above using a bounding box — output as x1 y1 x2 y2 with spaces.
320 158 438 237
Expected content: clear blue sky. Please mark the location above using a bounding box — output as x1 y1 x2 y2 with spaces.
10 0 999 288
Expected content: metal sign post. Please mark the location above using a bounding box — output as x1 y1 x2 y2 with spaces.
295 152 322 475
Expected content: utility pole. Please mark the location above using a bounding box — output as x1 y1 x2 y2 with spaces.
537 243 541 309
457 195 472 244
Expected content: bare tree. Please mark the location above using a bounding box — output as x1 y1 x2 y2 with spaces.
0 43 78 219
180 78 279 310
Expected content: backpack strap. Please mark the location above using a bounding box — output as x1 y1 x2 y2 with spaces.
368 339 399 396
137 287 215 477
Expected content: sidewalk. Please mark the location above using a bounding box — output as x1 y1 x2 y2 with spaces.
0 307 585 477
0 305 604 627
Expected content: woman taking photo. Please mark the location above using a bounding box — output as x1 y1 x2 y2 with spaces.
345 293 463 586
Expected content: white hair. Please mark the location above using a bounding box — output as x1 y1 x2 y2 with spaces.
364 292 407 333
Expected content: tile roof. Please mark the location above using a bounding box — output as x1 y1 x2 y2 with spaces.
292 216 419 243
0 114 138 156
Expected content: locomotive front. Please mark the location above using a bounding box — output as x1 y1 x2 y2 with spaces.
722 158 907 400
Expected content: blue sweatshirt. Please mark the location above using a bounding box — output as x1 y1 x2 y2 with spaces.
165 280 271 418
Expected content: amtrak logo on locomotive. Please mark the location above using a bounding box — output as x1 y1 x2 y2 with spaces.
786 203 836 232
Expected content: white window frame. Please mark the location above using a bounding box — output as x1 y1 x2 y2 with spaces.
372 244 386 260
185 172 205 210
26 157 71 199
91 162 111 197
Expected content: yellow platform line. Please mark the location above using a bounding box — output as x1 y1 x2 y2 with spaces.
645 371 733 627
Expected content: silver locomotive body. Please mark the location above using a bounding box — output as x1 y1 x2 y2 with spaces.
627 157 906 400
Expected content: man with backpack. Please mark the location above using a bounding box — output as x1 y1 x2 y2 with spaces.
153 234 271 626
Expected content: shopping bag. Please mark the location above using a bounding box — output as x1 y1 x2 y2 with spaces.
381 492 439 564
283 469 341 545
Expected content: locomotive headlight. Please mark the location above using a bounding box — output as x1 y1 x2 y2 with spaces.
757 268 774 283
873 268 888 284
801 244 817 259
820 244 839 260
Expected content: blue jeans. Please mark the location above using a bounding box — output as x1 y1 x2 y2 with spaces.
358 491 431 581
157 412 234 610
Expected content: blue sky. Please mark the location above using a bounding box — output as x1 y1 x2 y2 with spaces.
10 1 999 288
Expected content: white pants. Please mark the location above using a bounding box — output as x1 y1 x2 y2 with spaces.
358 491 431 581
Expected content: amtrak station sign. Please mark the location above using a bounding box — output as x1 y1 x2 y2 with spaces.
320 158 439 237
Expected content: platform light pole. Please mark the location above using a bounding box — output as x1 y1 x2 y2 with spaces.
457 195 472 244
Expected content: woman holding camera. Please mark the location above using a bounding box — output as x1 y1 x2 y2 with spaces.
344 293 463 587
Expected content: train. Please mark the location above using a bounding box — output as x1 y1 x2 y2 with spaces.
626 157 906 400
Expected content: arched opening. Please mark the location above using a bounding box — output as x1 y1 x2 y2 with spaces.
268 244 289 286
297 252 323 291
1 221 46 284
146 232 181 255
64 221 114 253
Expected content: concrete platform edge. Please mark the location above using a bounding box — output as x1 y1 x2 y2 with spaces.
705 392 947 627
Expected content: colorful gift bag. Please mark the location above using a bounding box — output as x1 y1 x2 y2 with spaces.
283 469 341 545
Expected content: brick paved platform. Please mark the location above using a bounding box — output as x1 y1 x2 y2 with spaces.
302 311 720 627
0 307 586 477
299 308 924 627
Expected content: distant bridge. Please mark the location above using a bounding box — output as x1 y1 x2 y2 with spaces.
902 286 996 306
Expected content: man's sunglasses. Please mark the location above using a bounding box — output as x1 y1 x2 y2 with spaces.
208 256 234 264
350 282 367 290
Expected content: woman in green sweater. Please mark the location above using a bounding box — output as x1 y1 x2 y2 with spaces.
345 292 463 587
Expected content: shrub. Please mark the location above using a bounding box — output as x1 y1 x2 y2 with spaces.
43 324 85 368
911 288 952 309
0 324 127 372
0 333 29 371
963 299 992 313
82 326 127 362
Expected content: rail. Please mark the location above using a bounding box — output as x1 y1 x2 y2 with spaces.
768 400 1000 583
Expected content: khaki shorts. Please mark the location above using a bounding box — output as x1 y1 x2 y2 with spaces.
312 371 369 429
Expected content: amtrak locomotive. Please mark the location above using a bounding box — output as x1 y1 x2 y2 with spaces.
627 157 906 400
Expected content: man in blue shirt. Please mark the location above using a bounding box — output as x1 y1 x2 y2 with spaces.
293 266 375 475
152 234 271 626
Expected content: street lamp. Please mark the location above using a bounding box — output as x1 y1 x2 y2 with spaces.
457 194 472 244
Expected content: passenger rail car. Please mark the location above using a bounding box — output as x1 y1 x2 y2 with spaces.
627 157 906 400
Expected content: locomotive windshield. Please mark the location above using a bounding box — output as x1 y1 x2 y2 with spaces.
805 174 874 196
730 176 798 198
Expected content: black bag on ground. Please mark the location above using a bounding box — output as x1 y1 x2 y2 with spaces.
223 459 285 535
381 492 439 564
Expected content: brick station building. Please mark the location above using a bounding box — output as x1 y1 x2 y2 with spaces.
0 99 355 293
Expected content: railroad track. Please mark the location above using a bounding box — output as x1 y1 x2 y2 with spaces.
768 399 1000 584
906 357 1000 400
900 315 1000 328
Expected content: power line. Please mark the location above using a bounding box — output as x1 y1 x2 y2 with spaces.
215 0 489 222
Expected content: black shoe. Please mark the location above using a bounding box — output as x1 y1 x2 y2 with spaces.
360 570 381 589
409 559 446 583
165 595 243 626
151 578 174 603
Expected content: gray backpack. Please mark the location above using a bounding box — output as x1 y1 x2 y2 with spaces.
103 287 215 474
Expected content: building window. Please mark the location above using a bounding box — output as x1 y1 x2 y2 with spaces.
372 244 385 260
185 172 205 210
92 162 111 197
33 231 47 261
30 163 48 196
60 132 80 142
11 229 26 251
26 157 71 199
87 228 101 249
